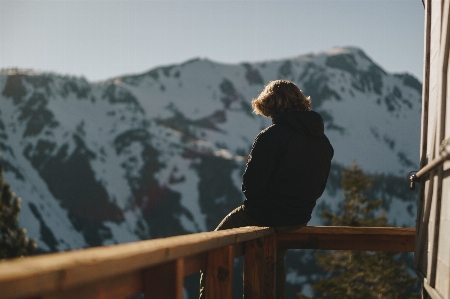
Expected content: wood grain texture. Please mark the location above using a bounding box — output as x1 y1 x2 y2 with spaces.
283 226 416 235
0 226 418 299
243 234 276 299
0 226 273 299
205 245 234 299
244 238 263 299
42 271 142 299
262 234 276 299
184 252 206 276
143 259 184 299
277 226 416 252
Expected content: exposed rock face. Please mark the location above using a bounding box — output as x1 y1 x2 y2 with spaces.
0 47 421 298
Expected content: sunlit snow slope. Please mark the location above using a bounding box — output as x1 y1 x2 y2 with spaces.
0 47 421 253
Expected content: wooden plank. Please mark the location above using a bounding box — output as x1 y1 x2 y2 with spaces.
420 0 431 170
418 0 432 274
417 271 445 299
262 234 276 299
423 277 445 299
0 226 416 299
280 226 415 235
434 0 450 294
234 242 244 258
244 238 263 299
205 245 234 299
277 227 415 252
243 234 276 299
42 271 142 299
429 0 450 286
0 226 274 299
143 259 184 299
184 252 206 276
183 244 243 277
417 171 436 273
436 175 450 298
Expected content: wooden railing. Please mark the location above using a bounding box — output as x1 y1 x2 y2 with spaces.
0 226 415 299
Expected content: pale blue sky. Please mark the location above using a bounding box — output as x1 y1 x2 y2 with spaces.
0 0 424 82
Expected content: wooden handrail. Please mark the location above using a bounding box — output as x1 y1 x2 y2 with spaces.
277 226 416 252
0 226 415 299
0 226 274 299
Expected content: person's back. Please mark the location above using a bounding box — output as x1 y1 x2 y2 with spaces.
243 109 333 227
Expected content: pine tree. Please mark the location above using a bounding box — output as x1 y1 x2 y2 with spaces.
298 161 417 299
0 156 36 259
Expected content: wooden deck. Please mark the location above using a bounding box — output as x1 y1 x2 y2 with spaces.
0 226 415 299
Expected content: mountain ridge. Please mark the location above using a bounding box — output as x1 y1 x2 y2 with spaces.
0 46 421 297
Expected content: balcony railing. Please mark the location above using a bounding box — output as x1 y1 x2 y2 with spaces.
0 226 415 299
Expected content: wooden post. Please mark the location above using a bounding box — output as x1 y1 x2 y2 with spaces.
143 258 184 299
244 238 263 298
243 234 276 299
262 234 276 299
205 245 234 299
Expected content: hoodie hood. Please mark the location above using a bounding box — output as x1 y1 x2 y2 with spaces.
273 110 325 137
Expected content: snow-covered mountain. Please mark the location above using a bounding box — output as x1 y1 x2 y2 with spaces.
0 46 421 296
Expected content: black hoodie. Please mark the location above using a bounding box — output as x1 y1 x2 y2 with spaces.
242 110 334 226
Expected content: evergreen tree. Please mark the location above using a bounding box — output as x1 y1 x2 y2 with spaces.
0 156 36 259
298 162 417 299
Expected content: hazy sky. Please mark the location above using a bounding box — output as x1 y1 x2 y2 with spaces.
1 0 425 82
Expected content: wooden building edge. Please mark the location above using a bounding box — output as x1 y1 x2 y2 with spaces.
415 0 450 298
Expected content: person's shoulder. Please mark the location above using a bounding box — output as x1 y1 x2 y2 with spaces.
253 124 274 141
255 123 291 143
258 123 286 135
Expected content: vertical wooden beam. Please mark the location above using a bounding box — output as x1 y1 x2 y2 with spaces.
262 234 276 299
143 258 184 299
205 245 234 299
243 234 276 299
430 0 450 289
244 238 263 298
416 0 432 271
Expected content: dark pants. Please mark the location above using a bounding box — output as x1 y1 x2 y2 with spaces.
199 205 306 299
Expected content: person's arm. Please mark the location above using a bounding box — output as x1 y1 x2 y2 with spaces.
242 127 280 201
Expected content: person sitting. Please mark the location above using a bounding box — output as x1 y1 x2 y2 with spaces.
200 79 334 299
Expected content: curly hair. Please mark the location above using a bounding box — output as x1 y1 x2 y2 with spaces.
251 80 311 117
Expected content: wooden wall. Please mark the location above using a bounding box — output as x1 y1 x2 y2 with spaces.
416 0 450 298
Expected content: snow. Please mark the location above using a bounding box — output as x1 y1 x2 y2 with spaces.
154 154 207 232
326 46 375 71
7 162 87 250
102 211 143 245
0 46 422 252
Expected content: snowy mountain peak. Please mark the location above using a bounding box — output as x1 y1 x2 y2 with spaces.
0 47 421 258
0 48 422 297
